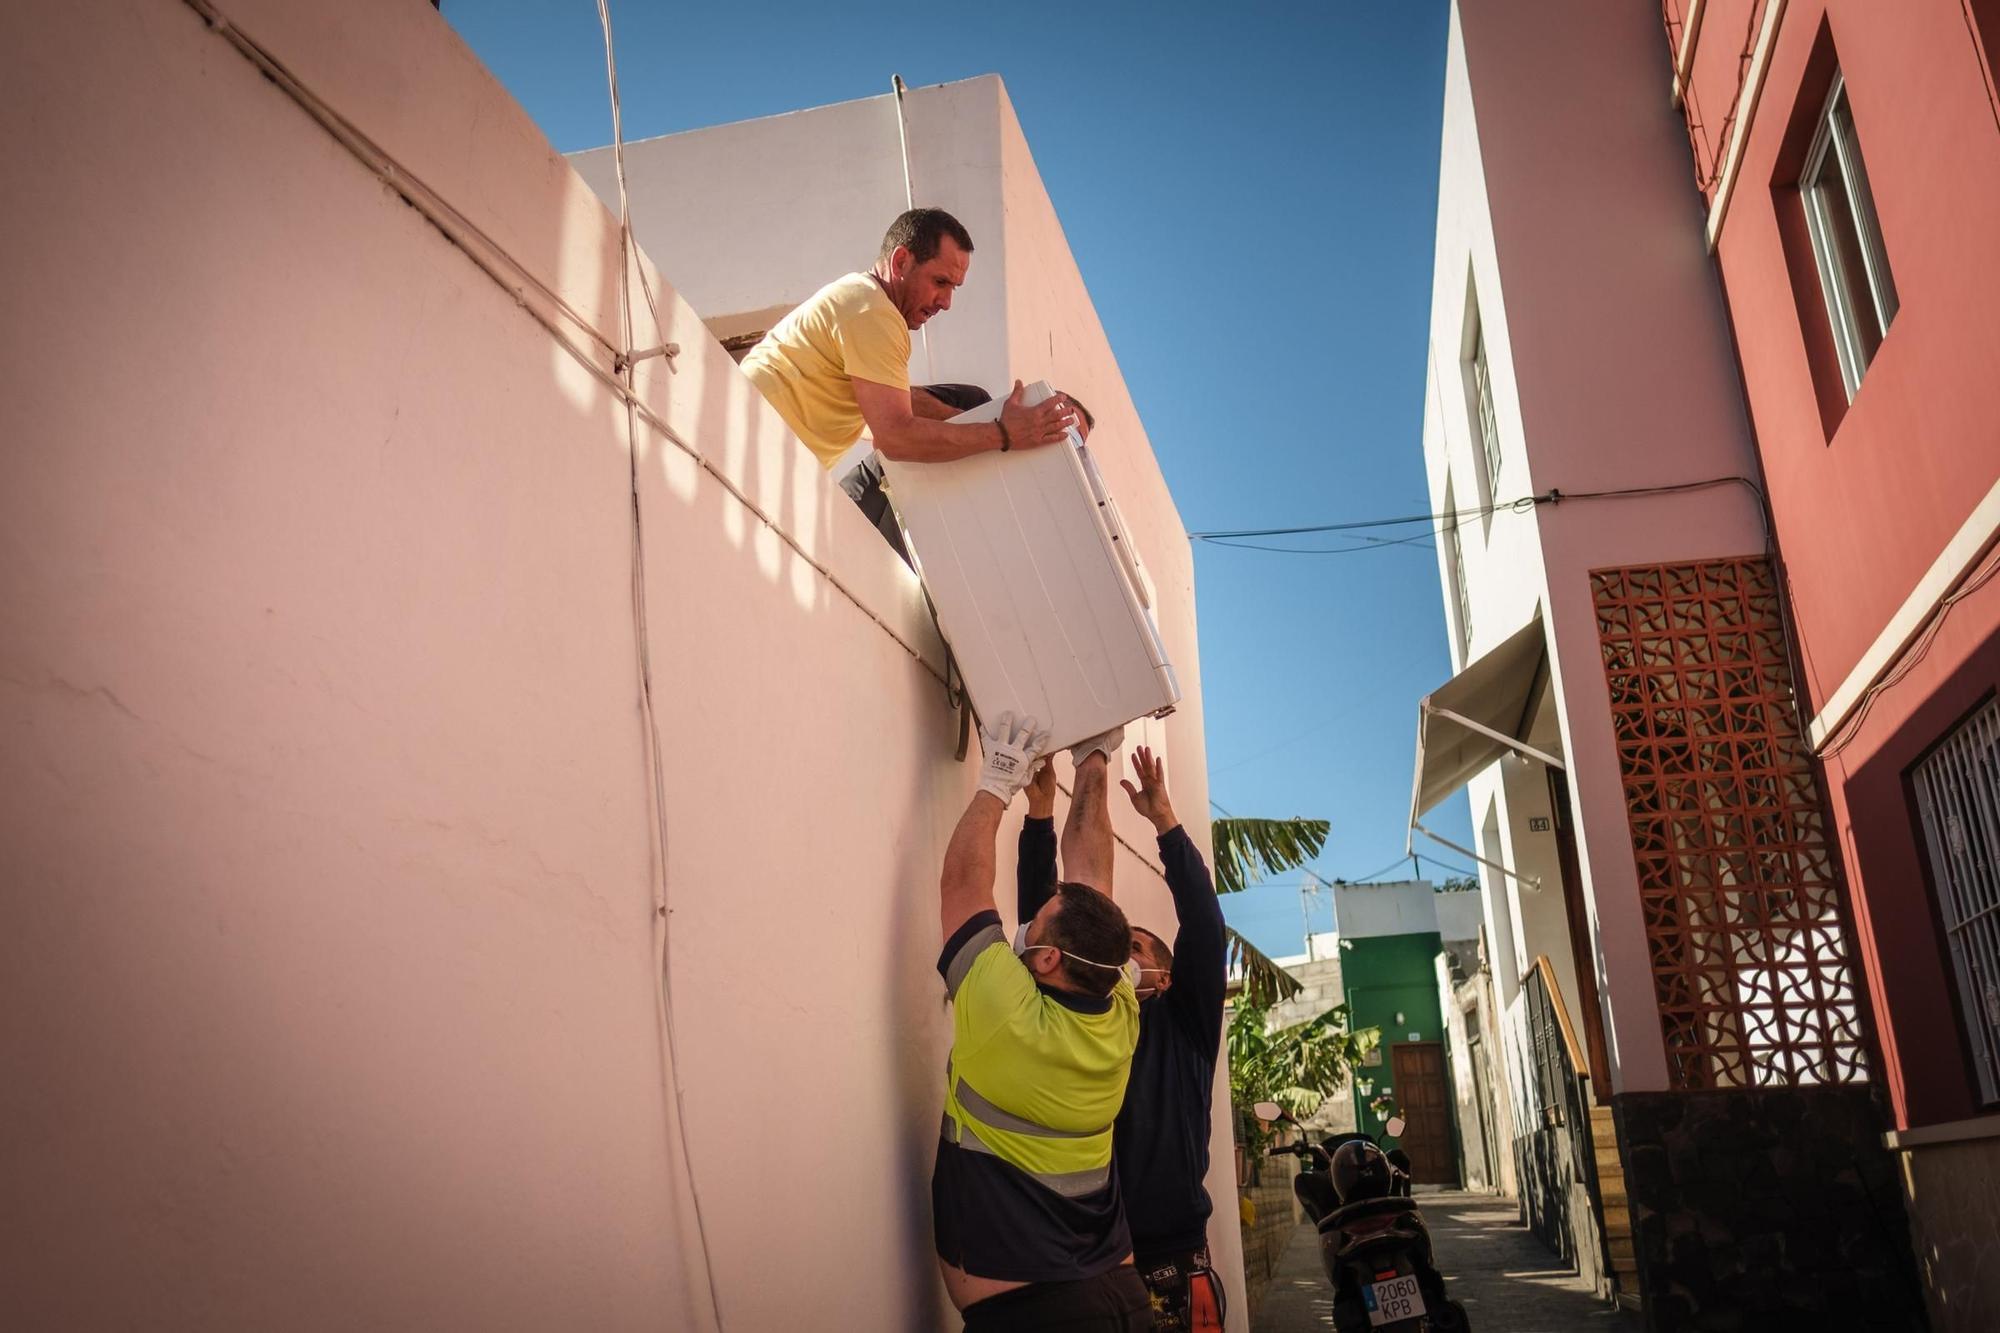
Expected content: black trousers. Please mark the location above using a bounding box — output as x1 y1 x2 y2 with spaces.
838 383 992 563
960 1267 1152 1333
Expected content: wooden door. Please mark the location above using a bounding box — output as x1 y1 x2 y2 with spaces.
1390 1041 1457 1185
1468 1032 1501 1189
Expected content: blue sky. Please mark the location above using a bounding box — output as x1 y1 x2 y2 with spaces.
445 0 1473 957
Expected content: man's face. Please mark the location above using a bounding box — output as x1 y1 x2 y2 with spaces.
887 238 970 329
1131 930 1173 996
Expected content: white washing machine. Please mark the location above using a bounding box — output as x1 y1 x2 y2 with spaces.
880 381 1180 751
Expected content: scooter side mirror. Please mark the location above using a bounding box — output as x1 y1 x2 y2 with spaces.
1384 1115 1407 1139
1252 1101 1284 1124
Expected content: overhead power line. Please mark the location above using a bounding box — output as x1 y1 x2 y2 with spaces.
1186 476 1765 553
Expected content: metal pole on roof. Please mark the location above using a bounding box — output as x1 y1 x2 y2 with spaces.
890 73 938 383
891 74 916 211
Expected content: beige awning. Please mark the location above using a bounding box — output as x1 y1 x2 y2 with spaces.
1409 614 1560 824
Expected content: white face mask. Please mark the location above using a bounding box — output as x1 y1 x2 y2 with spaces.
1014 922 1142 990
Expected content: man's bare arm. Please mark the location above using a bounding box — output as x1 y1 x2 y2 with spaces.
1061 753 1116 898
855 377 1072 464
940 792 1006 940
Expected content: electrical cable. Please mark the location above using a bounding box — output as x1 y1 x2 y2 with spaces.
1338 852 1419 885
1820 539 2000 759
1186 475 1766 552
1189 500 1528 541
595 2 725 1327
1198 528 1440 556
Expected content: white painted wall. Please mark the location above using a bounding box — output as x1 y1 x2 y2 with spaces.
1435 890 1486 945
1331 880 1441 940
0 6 1215 1329
571 79 1013 424
1422 4 1571 1122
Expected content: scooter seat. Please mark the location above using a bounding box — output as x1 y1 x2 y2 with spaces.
1316 1195 1421 1236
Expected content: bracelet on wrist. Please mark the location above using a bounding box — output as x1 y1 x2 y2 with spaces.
997 420 1012 452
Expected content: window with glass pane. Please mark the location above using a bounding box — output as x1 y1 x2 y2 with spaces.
1448 508 1473 658
1471 326 1502 492
1801 75 1898 399
1912 696 2000 1107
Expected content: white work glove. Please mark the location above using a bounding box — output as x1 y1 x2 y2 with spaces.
978 712 1052 805
1070 724 1126 766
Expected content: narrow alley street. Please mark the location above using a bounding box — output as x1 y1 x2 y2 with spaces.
1255 1191 1640 1332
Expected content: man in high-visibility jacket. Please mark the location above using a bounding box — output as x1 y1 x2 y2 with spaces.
1021 745 1227 1332
933 714 1150 1332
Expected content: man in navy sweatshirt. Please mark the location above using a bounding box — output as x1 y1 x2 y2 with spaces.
1021 742 1227 1332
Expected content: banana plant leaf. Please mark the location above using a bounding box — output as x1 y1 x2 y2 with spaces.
1212 816 1330 895
1225 925 1304 1006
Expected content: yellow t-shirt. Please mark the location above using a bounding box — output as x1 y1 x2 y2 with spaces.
740 272 911 468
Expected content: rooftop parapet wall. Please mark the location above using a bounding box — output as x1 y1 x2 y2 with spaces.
0 1 1213 1328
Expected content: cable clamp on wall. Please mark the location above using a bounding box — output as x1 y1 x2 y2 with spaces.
614 343 680 373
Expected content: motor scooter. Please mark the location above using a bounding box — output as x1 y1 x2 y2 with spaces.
1254 1102 1469 1333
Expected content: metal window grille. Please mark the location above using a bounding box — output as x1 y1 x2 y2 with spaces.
1523 967 1574 1127
1592 557 1867 1089
1471 328 1502 492
1911 696 2000 1106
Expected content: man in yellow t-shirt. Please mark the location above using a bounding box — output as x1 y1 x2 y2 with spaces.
932 711 1151 1331
740 208 1077 554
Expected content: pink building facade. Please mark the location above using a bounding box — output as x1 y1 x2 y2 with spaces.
1667 1 2000 1325
0 2 1231 1328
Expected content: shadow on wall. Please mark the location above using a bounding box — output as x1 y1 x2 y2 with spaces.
0 0 1009 1330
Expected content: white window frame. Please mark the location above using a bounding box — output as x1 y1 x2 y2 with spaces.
1447 497 1473 662
1801 73 1898 401
1911 695 2000 1107
1469 322 1502 500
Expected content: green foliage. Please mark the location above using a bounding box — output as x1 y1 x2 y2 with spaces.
1436 875 1481 893
1211 817 1330 895
1225 926 1304 1007
1226 997 1380 1135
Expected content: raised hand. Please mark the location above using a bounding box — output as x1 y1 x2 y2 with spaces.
1026 759 1058 819
977 711 1053 805
1119 745 1180 834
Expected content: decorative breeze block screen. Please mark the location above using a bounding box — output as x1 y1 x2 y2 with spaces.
1592 557 1866 1089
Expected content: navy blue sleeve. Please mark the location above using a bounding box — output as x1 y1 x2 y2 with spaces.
1017 816 1058 923
939 909 1004 987
1159 826 1227 1052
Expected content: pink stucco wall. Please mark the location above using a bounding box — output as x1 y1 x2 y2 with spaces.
0 2 1211 1328
1678 0 2000 1129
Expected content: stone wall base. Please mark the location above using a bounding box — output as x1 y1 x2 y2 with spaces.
1895 1127 2000 1333
1611 1085 1926 1331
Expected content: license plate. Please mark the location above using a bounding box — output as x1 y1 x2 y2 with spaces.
1364 1274 1425 1325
